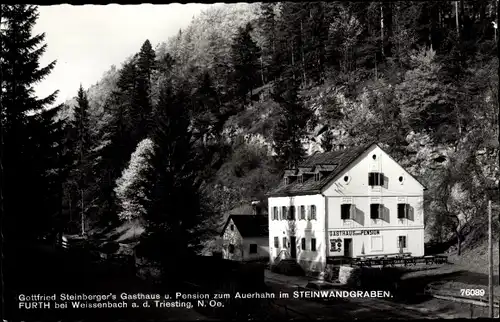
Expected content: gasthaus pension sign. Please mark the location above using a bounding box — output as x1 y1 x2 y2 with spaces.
329 230 380 237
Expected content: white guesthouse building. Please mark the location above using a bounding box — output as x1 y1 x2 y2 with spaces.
267 143 426 273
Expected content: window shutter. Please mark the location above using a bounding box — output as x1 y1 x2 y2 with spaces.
307 205 311 220
379 173 385 185
368 173 374 185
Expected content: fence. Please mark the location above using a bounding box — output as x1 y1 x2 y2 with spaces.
350 255 448 268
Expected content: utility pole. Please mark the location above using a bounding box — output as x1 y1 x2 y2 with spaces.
497 0 500 288
455 1 460 36
488 198 494 318
81 189 84 236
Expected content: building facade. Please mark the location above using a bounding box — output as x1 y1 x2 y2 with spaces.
267 143 426 273
221 215 269 262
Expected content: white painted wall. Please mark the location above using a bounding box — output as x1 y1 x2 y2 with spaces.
242 237 269 261
222 218 244 261
322 144 425 258
327 228 425 257
268 194 327 270
267 144 426 270
221 218 269 261
323 145 424 198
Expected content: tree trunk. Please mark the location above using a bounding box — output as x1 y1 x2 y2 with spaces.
300 19 307 87
260 56 265 86
380 2 385 57
457 231 462 255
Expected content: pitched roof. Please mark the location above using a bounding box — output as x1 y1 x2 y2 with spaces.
220 215 269 238
267 142 376 197
226 204 254 216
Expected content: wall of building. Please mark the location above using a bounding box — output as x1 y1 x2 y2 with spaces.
268 194 327 272
322 145 425 198
327 227 425 257
222 218 244 261
322 144 425 258
242 237 269 261
221 219 269 262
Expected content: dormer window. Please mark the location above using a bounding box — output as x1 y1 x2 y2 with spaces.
288 206 296 220
297 175 303 184
368 172 384 186
314 173 321 181
284 177 290 185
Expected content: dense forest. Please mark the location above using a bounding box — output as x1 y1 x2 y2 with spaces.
2 2 500 258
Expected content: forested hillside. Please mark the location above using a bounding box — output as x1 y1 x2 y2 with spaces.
5 2 499 258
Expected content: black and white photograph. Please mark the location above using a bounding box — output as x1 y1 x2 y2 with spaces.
2 2 500 320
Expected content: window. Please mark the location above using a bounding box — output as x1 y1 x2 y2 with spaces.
274 237 279 248
301 238 306 250
309 205 317 220
281 206 287 220
370 204 381 219
398 236 407 249
288 206 296 220
372 154 377 160
230 224 235 231
284 177 290 185
297 176 303 184
398 176 404 183
343 175 349 182
273 207 279 220
283 237 287 248
368 172 384 186
300 205 306 220
341 204 352 220
371 236 383 252
229 244 235 253
311 238 317 251
397 204 409 219
314 173 321 181
249 244 257 254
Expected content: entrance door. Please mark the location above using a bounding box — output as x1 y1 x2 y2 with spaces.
290 236 297 259
344 238 353 257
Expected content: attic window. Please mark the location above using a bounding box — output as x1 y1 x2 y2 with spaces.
343 175 349 183
368 172 384 186
314 173 321 181
372 154 377 160
398 176 404 183
230 224 234 231
284 177 290 185
297 175 303 184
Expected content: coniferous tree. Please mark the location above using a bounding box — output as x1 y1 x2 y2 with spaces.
230 22 261 104
139 82 204 281
1 4 59 241
70 85 92 234
321 130 334 152
191 72 224 143
135 40 156 137
271 72 312 169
